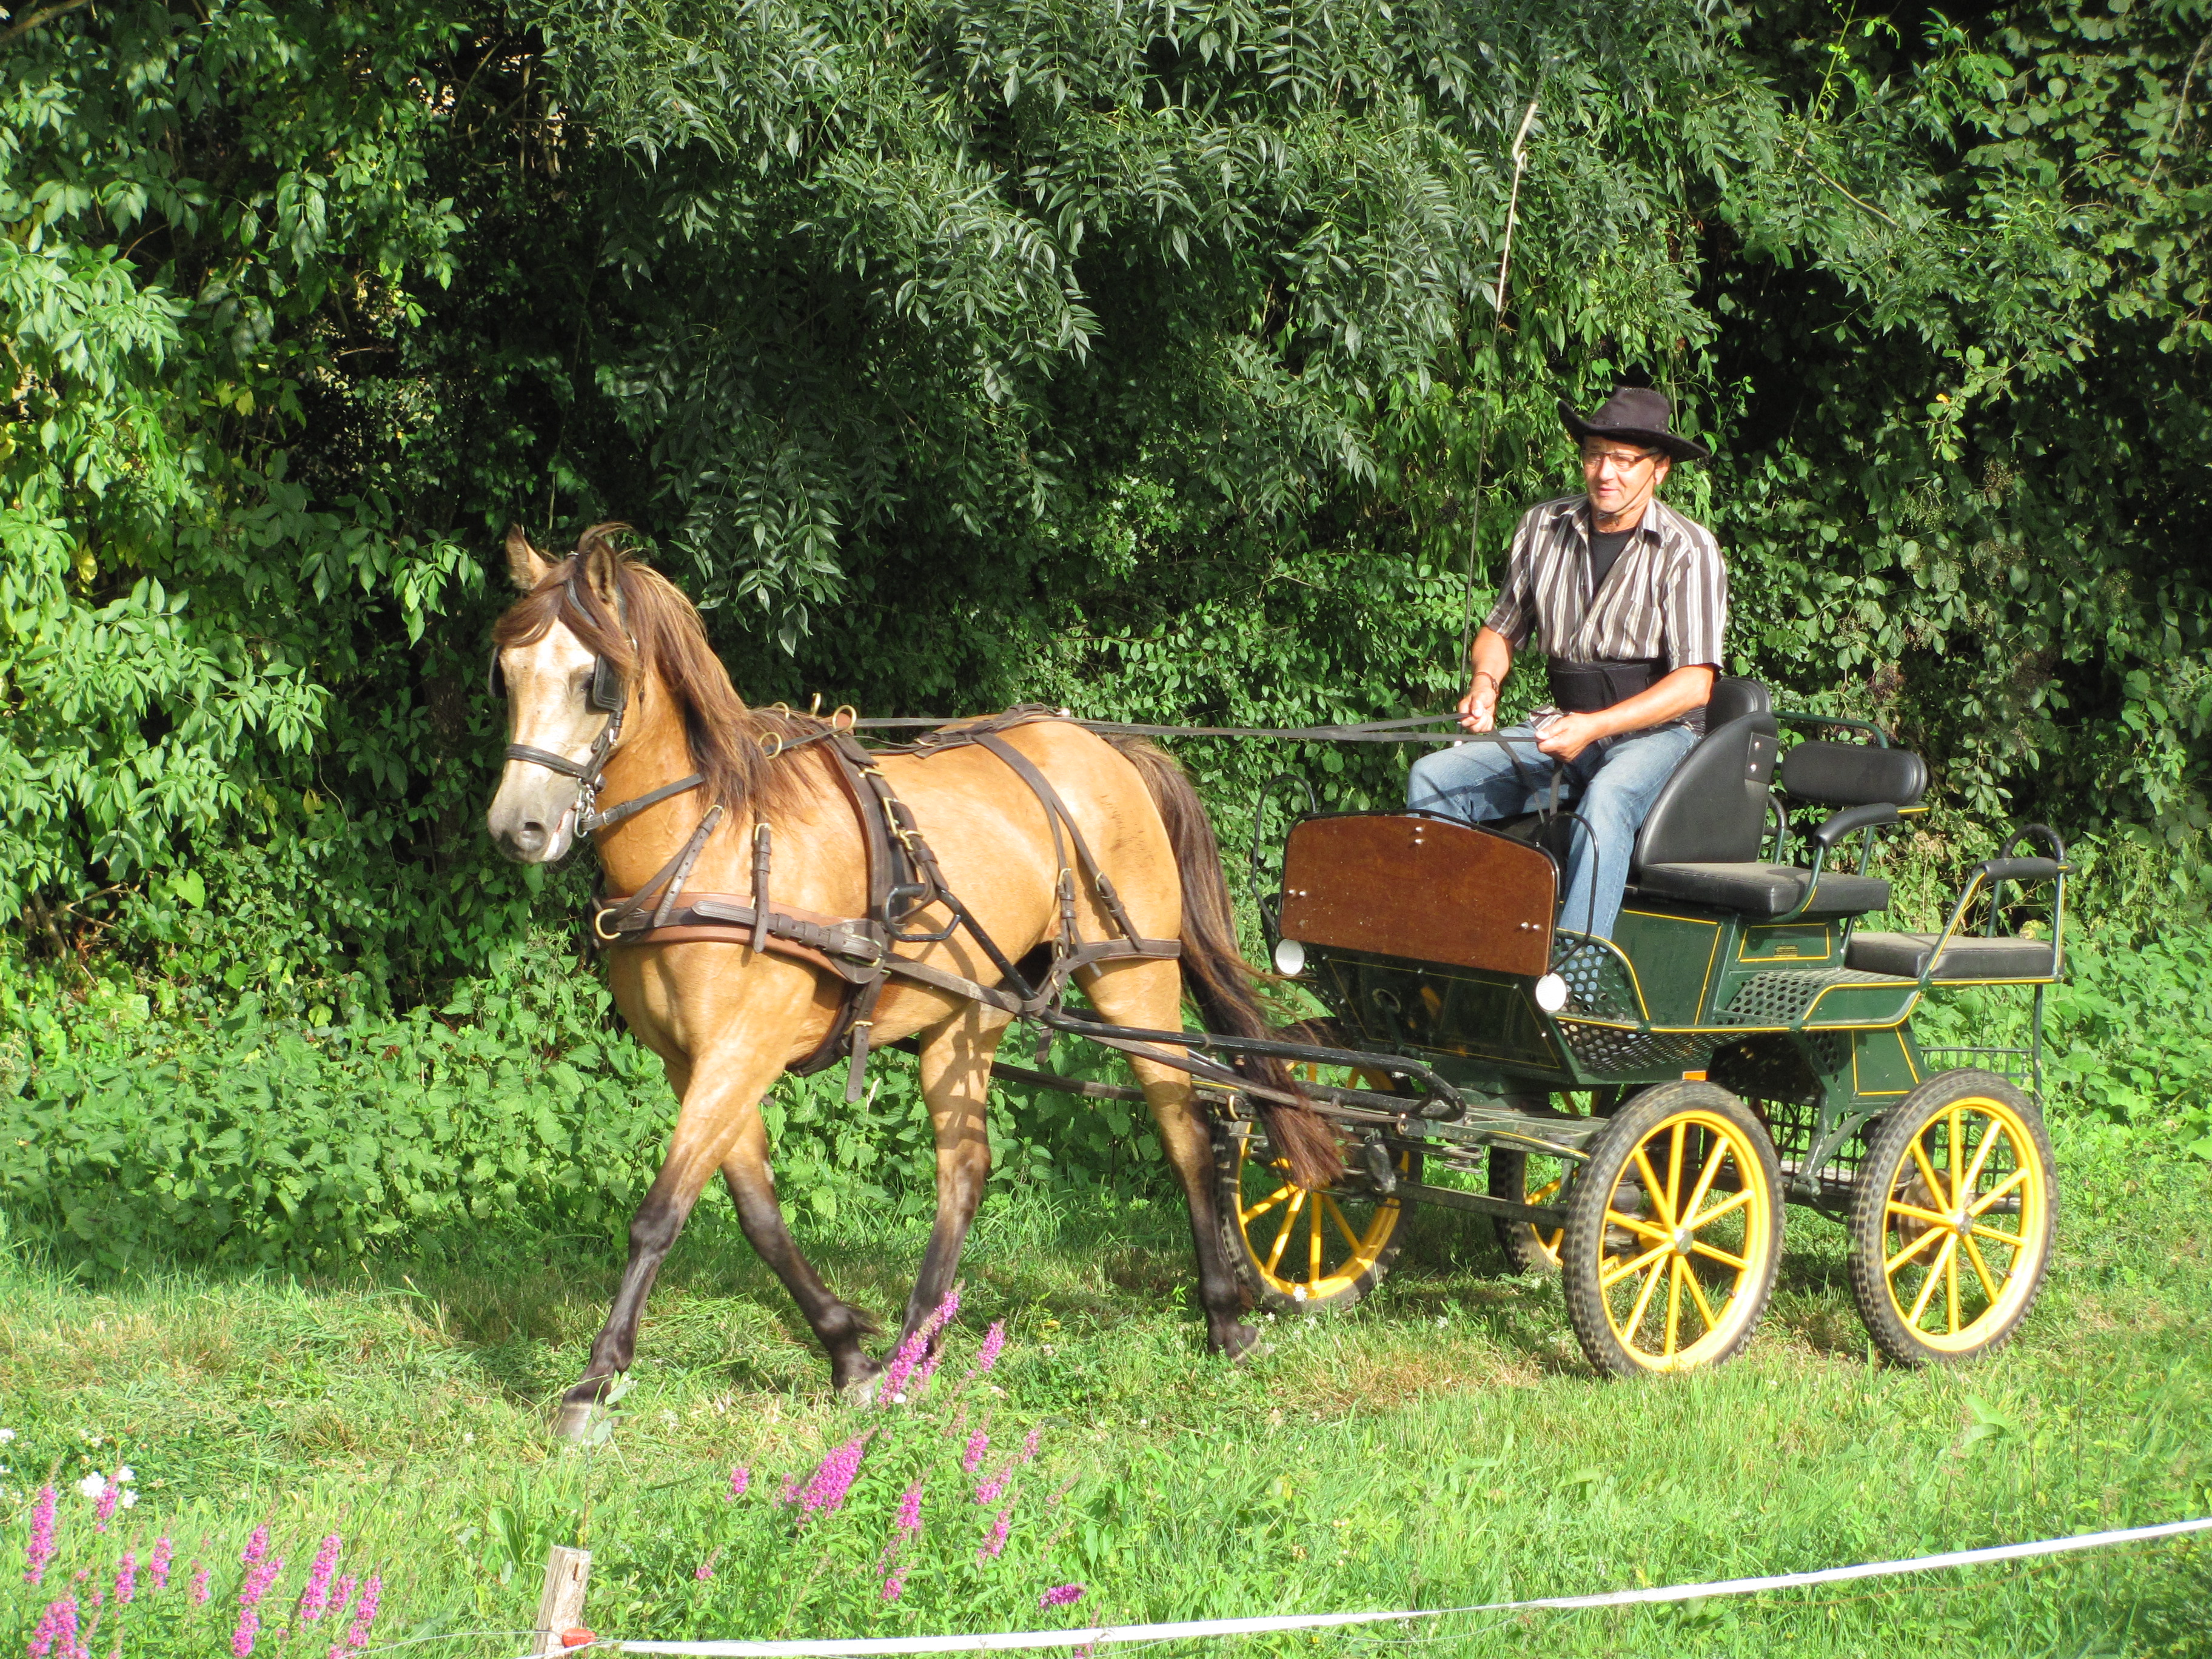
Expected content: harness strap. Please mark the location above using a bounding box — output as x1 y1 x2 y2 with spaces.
591 773 705 836
969 732 1156 951
504 743 591 778
591 805 725 942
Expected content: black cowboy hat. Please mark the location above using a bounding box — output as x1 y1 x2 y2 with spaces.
1557 384 1712 463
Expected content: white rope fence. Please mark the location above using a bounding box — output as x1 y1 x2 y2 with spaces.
554 1515 2211 1657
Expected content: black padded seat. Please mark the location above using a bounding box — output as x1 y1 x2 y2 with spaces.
1633 862 1892 919
1845 932 2059 980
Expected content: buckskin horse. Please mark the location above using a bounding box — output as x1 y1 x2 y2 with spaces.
484 525 1338 1432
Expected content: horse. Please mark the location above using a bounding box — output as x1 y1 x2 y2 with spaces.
484 523 1339 1431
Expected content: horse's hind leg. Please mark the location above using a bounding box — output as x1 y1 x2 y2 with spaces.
1080 957 1257 1359
720 1111 880 1395
897 1005 1014 1349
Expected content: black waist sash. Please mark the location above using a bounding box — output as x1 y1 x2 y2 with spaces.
1547 657 1667 713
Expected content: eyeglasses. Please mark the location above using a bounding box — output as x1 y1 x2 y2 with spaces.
1581 447 1658 475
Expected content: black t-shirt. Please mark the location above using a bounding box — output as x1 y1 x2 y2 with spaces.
1587 526 1635 594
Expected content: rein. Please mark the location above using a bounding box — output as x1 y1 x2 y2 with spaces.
500 676 1576 1108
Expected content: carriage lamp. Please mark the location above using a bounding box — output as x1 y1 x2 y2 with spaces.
1273 937 1307 976
1533 972 1569 1013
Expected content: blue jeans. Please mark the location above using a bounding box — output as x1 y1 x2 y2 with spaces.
1405 723 1698 940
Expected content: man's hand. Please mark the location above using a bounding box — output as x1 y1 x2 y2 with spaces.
1535 710 1606 762
1456 675 1498 733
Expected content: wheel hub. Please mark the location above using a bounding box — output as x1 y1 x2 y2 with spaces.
1672 1225 1693 1254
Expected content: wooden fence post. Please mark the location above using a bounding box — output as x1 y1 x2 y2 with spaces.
533 1545 592 1656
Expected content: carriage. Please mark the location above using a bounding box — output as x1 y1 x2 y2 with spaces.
1198 677 2066 1376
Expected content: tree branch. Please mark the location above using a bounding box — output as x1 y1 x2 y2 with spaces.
1788 144 1901 228
0 0 95 49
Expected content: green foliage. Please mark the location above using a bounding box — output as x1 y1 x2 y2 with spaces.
0 932 1179 1271
0 0 2206 1017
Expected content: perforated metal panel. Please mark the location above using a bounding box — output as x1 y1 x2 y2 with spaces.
1557 944 1640 1022
1721 967 1897 1025
1557 1022 1712 1074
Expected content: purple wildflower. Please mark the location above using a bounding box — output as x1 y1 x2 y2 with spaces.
726 1465 749 1501
1020 1425 1042 1464
344 1575 381 1651
974 1321 1006 1375
300 1533 341 1620
93 1485 118 1533
778 1472 802 1504
962 1430 989 1474
242 1527 269 1568
149 1537 173 1592
24 1485 57 1585
27 1597 77 1659
880 1570 905 1602
113 1553 136 1606
694 1547 719 1582
794 1432 871 1518
974 1467 1008 1506
877 1287 960 1406
232 1607 260 1658
977 1506 1011 1561
239 1555 282 1611
330 1576 357 1621
1039 1584 1085 1609
191 1564 211 1604
895 1481 924 1538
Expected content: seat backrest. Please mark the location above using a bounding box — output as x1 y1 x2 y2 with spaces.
1631 711 1781 871
1705 676 1772 731
1779 740 1928 808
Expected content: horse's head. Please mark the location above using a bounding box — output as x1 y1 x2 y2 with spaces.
484 525 642 863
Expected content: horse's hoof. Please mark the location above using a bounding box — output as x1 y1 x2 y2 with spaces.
1214 1322 1263 1362
549 1399 618 1445
838 1370 885 1409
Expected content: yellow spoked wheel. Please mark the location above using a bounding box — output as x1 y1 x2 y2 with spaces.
1561 1083 1782 1377
1487 1145 1571 1275
1210 1122 1420 1315
1847 1070 2056 1365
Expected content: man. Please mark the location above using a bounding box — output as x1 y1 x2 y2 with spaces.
1407 384 1724 941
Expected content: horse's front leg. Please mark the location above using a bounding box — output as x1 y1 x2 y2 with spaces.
719 1108 882 1396
894 1004 1013 1352
553 1042 787 1438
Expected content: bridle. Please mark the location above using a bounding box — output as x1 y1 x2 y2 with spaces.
489 572 704 845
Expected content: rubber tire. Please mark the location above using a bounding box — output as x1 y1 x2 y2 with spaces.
1210 1119 1420 1315
1561 1082 1783 1378
1489 1147 1569 1275
1846 1070 2057 1367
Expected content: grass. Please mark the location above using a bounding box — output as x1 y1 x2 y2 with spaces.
2 1108 2210 1657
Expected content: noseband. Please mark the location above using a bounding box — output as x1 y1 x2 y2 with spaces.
489 573 703 843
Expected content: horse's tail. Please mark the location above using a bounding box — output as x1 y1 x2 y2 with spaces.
1110 736 1343 1190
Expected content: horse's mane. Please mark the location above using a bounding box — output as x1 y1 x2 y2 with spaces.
491 524 811 820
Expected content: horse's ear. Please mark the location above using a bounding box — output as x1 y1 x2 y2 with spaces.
505 525 553 592
581 530 623 611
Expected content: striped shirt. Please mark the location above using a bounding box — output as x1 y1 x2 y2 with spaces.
1486 494 1728 675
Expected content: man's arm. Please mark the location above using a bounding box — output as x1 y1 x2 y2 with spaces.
1458 626 1515 732
1533 664 1715 761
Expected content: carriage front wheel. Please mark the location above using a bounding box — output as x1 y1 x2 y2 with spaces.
1210 1121 1419 1315
1561 1082 1783 1376
1846 1070 2056 1366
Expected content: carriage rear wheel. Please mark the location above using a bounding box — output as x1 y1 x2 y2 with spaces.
1560 1083 1783 1376
1488 1145 1570 1275
1210 1121 1420 1315
1846 1070 2056 1366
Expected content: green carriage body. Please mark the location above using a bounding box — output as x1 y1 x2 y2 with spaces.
1216 694 2068 1373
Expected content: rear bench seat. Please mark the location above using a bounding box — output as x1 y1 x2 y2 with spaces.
1843 931 2059 980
